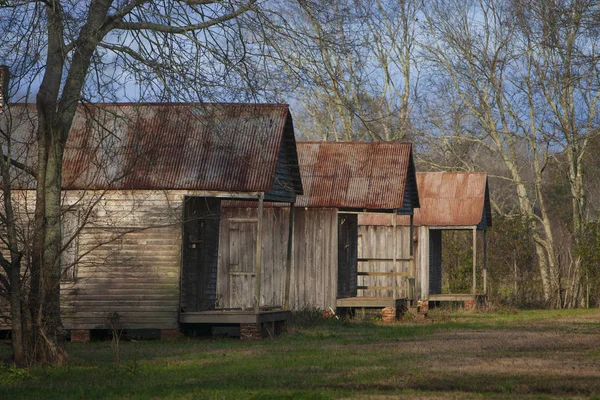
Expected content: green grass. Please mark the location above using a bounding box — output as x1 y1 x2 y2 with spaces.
1 309 600 399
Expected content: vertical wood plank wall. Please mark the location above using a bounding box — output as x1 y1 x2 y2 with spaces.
218 207 338 311
356 225 412 298
416 226 429 300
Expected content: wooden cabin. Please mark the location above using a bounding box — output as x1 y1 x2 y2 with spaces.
359 172 492 308
221 142 420 311
1 102 303 339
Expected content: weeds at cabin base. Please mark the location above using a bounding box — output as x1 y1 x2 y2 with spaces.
1 308 599 399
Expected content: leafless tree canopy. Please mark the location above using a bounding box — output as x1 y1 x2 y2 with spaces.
1 0 600 366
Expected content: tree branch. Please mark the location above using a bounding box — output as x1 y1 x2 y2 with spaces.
1 152 36 177
113 0 257 33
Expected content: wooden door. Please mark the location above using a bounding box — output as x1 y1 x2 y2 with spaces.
227 219 257 309
337 213 358 299
181 197 221 312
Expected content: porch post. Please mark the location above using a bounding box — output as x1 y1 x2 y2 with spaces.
284 204 295 310
392 211 397 299
409 213 416 302
472 227 477 295
254 193 265 314
483 229 487 295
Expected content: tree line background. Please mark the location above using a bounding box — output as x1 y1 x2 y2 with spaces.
269 0 600 309
1 0 599 365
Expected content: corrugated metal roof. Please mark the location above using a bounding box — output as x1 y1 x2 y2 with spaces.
294 142 415 210
358 172 491 227
6 103 302 193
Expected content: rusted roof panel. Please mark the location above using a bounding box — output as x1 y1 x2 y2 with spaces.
7 103 301 193
358 172 491 227
295 142 414 210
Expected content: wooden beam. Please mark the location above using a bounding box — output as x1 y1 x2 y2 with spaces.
358 285 402 290
336 297 403 308
409 214 414 256
392 211 397 300
357 271 412 277
358 258 412 262
254 193 264 314
227 218 258 223
180 310 290 324
229 271 256 276
284 205 295 310
472 227 477 295
428 294 481 302
426 225 478 230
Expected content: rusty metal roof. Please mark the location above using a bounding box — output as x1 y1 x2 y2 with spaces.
359 172 492 227
6 103 302 194
294 142 417 210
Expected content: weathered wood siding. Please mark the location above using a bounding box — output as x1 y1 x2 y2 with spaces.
416 226 428 300
357 225 412 298
292 208 338 310
218 207 338 311
60 190 188 329
265 119 301 203
0 190 228 330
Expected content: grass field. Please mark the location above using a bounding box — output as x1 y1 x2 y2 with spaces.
1 308 600 399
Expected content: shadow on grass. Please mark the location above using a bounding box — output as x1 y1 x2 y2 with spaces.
3 309 600 399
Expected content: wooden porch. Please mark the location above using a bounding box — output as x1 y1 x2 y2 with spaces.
336 297 409 308
179 308 290 324
427 294 486 302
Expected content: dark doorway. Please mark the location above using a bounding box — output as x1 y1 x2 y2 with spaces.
337 213 358 299
429 229 442 295
181 197 221 312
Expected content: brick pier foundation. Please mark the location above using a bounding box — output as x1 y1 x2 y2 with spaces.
240 323 262 340
464 299 477 311
381 307 397 323
70 330 90 343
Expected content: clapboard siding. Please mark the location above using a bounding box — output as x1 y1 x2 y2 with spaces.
218 207 337 311
357 225 412 298
61 189 186 329
1 189 227 330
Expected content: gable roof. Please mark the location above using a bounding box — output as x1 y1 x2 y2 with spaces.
4 103 303 198
359 171 492 228
294 142 419 211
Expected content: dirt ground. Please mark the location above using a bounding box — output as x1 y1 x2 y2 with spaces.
350 311 600 398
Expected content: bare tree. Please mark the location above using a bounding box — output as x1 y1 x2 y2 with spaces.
420 0 600 307
267 0 422 142
420 0 561 303
0 0 277 366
